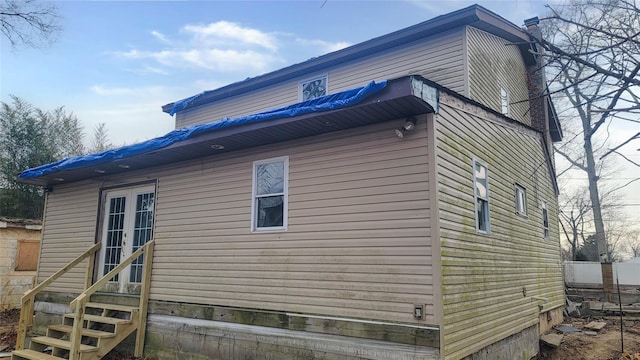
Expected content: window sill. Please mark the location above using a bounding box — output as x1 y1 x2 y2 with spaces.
252 227 288 233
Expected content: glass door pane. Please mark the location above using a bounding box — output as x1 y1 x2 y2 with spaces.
99 185 155 293
103 196 126 281
130 192 154 283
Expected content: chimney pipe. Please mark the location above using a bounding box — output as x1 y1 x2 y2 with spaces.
524 16 540 29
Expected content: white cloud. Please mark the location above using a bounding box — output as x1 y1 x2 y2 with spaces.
78 102 174 146
115 48 280 73
183 21 278 51
296 38 351 53
112 21 284 75
150 30 171 44
141 65 170 76
90 85 135 96
90 85 175 99
79 85 186 145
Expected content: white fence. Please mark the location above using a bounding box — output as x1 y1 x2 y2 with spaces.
564 260 640 287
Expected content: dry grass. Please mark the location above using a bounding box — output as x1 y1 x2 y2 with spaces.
0 308 19 352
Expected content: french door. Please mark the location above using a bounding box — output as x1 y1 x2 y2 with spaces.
98 185 155 294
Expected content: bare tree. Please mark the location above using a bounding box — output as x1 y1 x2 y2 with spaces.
0 0 61 49
559 188 590 260
536 0 640 262
625 230 640 258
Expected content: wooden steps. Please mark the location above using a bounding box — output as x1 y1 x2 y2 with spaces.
30 337 98 353
12 302 139 360
85 302 137 313
63 314 133 326
11 349 66 360
47 325 115 339
12 240 154 360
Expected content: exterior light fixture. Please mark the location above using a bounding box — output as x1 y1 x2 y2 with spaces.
395 117 417 138
52 178 65 182
117 164 131 169
403 117 416 131
93 169 106 174
210 144 225 150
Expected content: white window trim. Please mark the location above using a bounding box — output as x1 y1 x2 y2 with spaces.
473 158 491 235
515 183 527 217
542 201 550 238
299 74 328 101
500 87 510 116
251 156 289 232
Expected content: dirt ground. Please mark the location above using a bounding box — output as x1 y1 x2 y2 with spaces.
2 309 640 359
538 317 640 360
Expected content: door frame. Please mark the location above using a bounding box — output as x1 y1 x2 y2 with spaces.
93 180 157 292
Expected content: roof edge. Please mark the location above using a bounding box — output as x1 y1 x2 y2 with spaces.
162 4 530 115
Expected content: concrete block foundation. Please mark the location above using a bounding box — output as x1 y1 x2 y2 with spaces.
142 315 440 360
461 324 539 360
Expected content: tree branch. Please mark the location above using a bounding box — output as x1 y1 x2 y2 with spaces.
532 36 640 87
590 63 640 135
555 146 588 171
600 132 640 160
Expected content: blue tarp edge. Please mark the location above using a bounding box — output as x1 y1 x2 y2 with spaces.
19 80 387 180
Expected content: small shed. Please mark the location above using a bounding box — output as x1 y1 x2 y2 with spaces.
0 217 42 310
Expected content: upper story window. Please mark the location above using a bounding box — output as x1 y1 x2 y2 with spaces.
515 184 527 216
500 87 510 116
542 201 549 238
252 156 289 231
473 159 490 234
300 75 327 101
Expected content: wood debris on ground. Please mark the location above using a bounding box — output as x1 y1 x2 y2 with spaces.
620 352 640 360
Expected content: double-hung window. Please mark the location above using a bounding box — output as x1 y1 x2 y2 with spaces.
542 201 549 238
515 184 527 216
473 159 490 234
500 87 510 116
252 156 288 231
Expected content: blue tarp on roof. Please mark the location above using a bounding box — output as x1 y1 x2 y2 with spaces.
18 80 387 180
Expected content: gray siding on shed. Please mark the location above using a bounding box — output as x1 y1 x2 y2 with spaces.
466 26 532 126
175 29 466 129
434 93 563 359
36 119 435 325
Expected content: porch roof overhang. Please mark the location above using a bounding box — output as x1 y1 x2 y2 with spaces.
17 76 438 187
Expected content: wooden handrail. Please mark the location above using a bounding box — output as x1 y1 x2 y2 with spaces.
135 240 154 357
16 242 102 350
69 240 154 309
69 240 155 360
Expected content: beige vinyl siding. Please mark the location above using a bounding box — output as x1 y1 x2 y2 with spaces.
466 26 532 126
38 119 435 324
37 184 99 293
434 93 563 359
176 28 466 128
152 119 433 323
327 29 466 95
